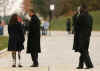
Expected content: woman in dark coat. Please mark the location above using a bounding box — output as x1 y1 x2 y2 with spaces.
27 10 41 67
8 14 24 67
73 5 93 69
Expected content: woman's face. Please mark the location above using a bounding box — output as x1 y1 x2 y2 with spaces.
29 11 32 17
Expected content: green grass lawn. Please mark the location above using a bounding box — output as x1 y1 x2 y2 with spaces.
91 11 100 31
50 11 100 31
50 16 69 31
0 36 8 51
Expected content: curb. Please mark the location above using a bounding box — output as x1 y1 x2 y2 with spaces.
0 48 7 55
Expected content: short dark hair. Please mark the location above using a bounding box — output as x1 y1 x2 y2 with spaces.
30 9 35 13
81 3 88 10
67 18 71 21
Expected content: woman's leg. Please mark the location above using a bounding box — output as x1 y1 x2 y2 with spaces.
12 51 16 67
18 51 22 67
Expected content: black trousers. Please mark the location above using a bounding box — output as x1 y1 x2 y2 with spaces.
42 28 47 35
79 50 93 68
31 52 38 65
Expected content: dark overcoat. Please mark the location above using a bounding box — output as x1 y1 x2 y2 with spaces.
73 12 93 52
27 15 41 53
72 13 79 34
8 22 24 51
72 13 80 51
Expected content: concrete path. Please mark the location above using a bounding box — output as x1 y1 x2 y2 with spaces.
0 31 100 71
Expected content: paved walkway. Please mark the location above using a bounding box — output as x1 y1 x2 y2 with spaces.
0 31 100 71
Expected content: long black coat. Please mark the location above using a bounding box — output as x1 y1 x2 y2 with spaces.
8 22 24 51
27 15 41 53
73 12 93 52
72 13 79 34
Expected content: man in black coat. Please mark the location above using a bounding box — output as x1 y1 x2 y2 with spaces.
27 9 41 67
73 4 94 69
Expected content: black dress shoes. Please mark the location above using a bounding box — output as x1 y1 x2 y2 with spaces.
12 65 16 68
76 67 83 69
30 64 39 67
76 66 94 69
85 66 94 69
18 64 23 67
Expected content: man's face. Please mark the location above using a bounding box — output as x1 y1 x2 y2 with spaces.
29 11 32 17
29 11 34 17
